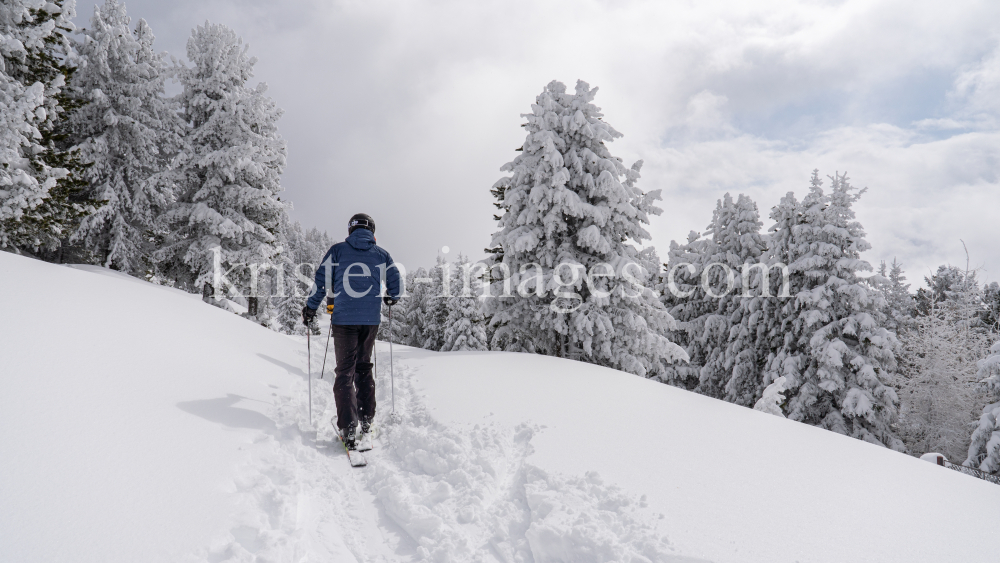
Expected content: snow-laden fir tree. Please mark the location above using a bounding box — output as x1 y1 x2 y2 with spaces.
694 193 766 399
155 22 287 296
301 227 334 335
657 230 713 387
981 282 1000 332
753 376 787 417
272 222 336 334
421 256 451 351
442 254 489 352
657 194 770 404
721 293 770 406
966 340 1000 473
377 265 409 345
914 265 971 317
403 268 430 348
301 226 333 264
679 189 802 409
68 0 183 273
487 80 685 376
715 195 778 406
879 259 915 333
656 194 766 395
764 171 902 449
0 0 58 247
871 259 917 404
720 191 806 407
0 0 95 254
751 189 817 416
376 298 408 345
272 219 305 334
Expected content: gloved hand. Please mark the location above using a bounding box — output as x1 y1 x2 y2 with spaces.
383 296 399 307
302 306 317 326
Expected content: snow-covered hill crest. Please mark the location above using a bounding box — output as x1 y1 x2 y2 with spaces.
1 251 997 563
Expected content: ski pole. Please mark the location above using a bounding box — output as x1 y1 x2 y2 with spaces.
307 330 312 427
389 304 395 417
320 323 332 379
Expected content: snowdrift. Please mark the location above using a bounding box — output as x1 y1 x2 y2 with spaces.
1 250 997 563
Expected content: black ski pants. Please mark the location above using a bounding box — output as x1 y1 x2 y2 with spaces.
331 324 378 430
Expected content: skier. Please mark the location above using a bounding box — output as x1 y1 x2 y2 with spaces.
302 213 401 449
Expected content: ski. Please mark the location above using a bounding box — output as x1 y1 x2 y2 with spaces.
338 434 367 467
357 430 373 452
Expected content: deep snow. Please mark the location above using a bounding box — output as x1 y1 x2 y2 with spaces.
1 250 998 562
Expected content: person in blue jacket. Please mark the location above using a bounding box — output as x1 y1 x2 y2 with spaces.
302 213 401 449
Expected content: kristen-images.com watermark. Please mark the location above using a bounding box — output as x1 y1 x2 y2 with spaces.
202 247 791 313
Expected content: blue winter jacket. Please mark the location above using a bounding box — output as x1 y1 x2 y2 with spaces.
306 229 401 325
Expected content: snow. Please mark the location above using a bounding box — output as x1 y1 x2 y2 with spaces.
920 453 947 464
2 250 998 562
753 375 787 416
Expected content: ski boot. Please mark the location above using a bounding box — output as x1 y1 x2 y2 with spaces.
339 423 358 450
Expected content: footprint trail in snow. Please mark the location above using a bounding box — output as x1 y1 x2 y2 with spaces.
194 341 700 563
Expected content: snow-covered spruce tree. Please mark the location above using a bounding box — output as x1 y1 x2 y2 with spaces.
872 259 918 401
270 222 339 335
421 255 451 351
914 265 970 317
882 259 915 332
68 0 183 274
753 376 787 417
966 340 1000 473
715 194 776 407
376 265 409 345
442 254 489 352
487 80 685 376
656 194 766 397
485 167 508 265
376 297 408 344
655 193 767 400
403 268 430 348
302 226 333 263
765 171 903 449
656 230 713 387
741 190 810 415
694 193 766 400
0 0 96 255
154 22 287 296
981 282 1000 332
300 226 333 334
721 291 770 407
272 219 305 334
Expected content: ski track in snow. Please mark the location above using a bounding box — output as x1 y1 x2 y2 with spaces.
186 341 699 563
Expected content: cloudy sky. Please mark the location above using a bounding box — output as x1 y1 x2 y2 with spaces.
74 0 1000 287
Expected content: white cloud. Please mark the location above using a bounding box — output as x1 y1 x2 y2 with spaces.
641 124 1000 287
74 0 1000 285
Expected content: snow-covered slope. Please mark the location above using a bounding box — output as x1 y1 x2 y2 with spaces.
1 250 997 563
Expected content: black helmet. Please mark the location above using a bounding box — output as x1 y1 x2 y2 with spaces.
348 213 375 234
